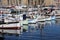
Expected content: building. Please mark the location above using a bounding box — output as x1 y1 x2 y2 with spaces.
44 0 60 7
0 0 21 6
54 0 60 7
0 0 44 7
27 0 44 6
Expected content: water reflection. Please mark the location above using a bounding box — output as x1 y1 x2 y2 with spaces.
0 33 4 40
27 20 57 40
0 19 60 40
38 22 45 40
56 19 60 25
0 29 21 34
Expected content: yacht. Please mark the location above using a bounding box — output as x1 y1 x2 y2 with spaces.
0 13 23 34
0 13 22 30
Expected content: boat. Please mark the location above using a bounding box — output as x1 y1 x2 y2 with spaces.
21 19 28 25
0 12 22 30
28 13 56 22
18 12 37 24
0 21 22 34
28 19 37 24
23 25 28 32
37 16 55 22
28 15 37 24
45 16 56 21
19 14 28 25
37 15 46 22
28 15 45 23
37 17 45 22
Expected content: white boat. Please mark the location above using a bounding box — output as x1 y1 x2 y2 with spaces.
38 18 45 22
21 19 28 25
28 19 37 24
17 13 27 25
0 22 21 29
45 16 56 21
4 17 17 23
37 14 56 21
28 15 56 23
0 13 22 30
28 15 45 23
28 14 37 24
0 22 22 34
37 16 55 22
0 13 18 23
37 15 46 22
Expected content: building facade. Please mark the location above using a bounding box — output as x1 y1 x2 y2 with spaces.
0 0 21 6
44 0 60 7
0 0 43 6
1 0 60 7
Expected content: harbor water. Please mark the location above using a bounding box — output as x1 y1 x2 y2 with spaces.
0 19 60 40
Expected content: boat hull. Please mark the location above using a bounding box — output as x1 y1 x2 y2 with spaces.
0 27 21 30
38 19 45 22
28 19 37 24
0 29 21 34
0 23 21 30
45 16 56 21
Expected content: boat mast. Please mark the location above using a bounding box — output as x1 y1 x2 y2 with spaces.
1 11 4 33
37 0 41 16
